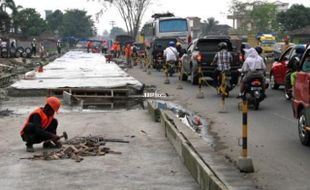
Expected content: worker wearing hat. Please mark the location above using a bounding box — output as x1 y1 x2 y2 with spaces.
20 96 62 152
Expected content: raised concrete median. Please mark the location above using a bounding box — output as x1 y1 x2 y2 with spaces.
148 100 257 190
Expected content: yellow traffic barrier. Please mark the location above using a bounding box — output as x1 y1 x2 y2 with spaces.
164 61 170 84
237 97 254 173
218 72 228 113
196 63 204 98
177 60 183 89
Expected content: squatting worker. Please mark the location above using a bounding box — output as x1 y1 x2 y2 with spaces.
20 96 62 152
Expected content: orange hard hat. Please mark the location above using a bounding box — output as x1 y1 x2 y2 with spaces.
46 96 61 113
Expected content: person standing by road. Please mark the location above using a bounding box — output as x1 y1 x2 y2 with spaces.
31 38 37 56
57 40 62 55
20 97 62 152
124 43 132 68
211 42 233 88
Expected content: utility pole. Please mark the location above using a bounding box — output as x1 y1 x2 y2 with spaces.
110 21 116 29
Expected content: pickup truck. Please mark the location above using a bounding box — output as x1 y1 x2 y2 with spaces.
292 45 310 145
181 35 242 85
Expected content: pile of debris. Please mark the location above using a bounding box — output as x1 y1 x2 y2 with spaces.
22 135 129 162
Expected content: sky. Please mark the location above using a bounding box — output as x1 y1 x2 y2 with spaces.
14 0 310 35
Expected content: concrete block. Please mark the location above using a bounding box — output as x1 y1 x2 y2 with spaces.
237 157 254 173
63 91 72 106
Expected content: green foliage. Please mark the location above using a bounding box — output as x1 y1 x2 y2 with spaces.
229 0 280 34
46 10 63 32
59 9 95 38
0 11 10 33
109 27 126 39
250 3 278 33
15 8 47 37
277 4 310 32
202 17 219 35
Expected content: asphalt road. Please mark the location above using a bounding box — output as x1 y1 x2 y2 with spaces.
128 66 310 190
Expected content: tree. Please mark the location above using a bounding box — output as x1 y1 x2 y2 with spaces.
15 8 47 37
60 9 95 38
46 10 63 33
202 17 219 35
95 0 152 39
0 11 10 33
109 26 126 39
229 0 280 34
277 4 310 32
0 0 22 33
250 3 278 33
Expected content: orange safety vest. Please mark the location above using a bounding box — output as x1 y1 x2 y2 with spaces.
20 107 54 136
125 46 132 58
116 44 121 51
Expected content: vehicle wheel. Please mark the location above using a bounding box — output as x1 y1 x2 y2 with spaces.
298 109 310 146
270 73 279 90
15 47 24 58
254 100 260 110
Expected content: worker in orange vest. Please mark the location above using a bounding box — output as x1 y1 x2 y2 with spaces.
116 42 121 58
20 96 62 152
87 40 93 53
125 43 132 68
111 42 118 58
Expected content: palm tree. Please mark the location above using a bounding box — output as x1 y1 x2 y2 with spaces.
202 17 219 36
0 0 22 33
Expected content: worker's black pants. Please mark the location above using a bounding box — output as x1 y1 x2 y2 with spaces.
32 47 36 56
22 119 58 145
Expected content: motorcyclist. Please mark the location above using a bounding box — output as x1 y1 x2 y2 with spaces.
163 41 178 66
237 47 266 98
211 42 233 88
176 42 186 59
285 45 305 96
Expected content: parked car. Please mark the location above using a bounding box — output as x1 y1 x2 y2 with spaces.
270 44 306 89
181 35 242 85
292 45 310 145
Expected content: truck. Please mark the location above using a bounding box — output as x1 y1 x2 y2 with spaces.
257 33 276 56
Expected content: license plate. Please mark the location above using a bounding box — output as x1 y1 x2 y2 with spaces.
251 87 262 90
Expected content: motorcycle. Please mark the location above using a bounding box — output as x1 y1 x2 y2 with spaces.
243 76 267 110
1 47 9 58
153 53 164 71
217 70 234 97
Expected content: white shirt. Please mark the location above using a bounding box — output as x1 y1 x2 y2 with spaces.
242 48 266 72
164 47 178 62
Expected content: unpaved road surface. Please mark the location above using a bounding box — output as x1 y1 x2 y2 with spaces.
0 97 199 190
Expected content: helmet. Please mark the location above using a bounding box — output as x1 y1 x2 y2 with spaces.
176 42 181 47
33 38 36 41
46 96 61 113
255 46 263 55
168 41 175 47
218 42 228 50
295 45 305 55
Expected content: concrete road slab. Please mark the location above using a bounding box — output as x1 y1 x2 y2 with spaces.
0 98 199 190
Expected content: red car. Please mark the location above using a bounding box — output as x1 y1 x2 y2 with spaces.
270 46 295 89
293 45 310 145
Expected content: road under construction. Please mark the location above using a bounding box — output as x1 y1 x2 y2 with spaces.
0 51 259 190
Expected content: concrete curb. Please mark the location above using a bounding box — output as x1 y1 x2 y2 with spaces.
147 100 228 190
161 111 228 190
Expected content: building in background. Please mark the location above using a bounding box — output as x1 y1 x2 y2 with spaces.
187 17 202 40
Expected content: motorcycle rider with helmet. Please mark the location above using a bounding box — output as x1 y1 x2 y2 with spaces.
237 47 266 98
164 41 179 66
212 42 233 88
